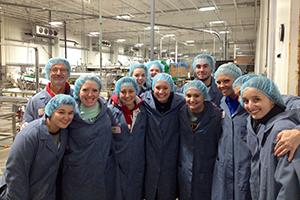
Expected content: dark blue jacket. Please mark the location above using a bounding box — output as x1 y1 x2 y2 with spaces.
62 99 119 200
109 102 147 200
212 97 252 200
142 91 185 200
3 117 67 200
178 101 222 200
247 109 300 200
207 77 223 107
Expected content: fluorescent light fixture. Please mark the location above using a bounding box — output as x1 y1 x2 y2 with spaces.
49 21 63 26
116 39 126 43
170 52 175 55
87 32 100 37
186 40 194 43
199 6 215 11
116 14 134 20
184 55 189 58
219 30 230 34
209 20 225 25
162 34 175 38
144 26 159 30
134 43 144 47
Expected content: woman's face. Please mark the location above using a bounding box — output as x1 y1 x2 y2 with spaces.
153 80 171 103
49 105 74 132
242 87 274 120
79 80 100 107
132 68 146 87
185 88 205 113
119 85 136 108
149 66 160 78
216 74 235 97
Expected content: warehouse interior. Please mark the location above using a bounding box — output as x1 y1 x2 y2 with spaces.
0 0 299 174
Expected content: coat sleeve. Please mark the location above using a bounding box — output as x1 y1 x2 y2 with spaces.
274 120 300 200
5 130 37 200
23 98 35 123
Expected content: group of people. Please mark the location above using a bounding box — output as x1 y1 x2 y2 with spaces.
0 54 300 200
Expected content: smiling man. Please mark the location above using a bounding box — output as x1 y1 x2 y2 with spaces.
24 57 72 123
191 54 222 107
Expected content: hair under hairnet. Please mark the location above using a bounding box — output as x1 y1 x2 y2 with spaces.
214 63 242 81
45 57 71 80
183 80 208 99
45 94 76 117
146 60 164 73
240 76 284 107
151 73 175 92
128 63 148 77
192 54 216 72
73 74 102 101
232 73 259 89
114 76 139 95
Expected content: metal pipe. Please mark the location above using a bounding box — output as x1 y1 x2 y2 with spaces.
98 0 103 74
34 47 39 93
149 0 155 60
48 10 52 58
64 21 67 58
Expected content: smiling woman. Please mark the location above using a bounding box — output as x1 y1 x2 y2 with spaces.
1 94 76 200
61 74 119 200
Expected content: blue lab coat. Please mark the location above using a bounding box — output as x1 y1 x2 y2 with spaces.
141 91 185 200
178 101 222 200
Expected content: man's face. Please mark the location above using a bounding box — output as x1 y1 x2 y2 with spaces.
193 59 212 81
50 64 68 88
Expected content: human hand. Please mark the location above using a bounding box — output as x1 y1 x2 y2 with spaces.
274 129 300 162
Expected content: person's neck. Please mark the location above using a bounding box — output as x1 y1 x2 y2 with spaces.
125 103 135 110
228 92 237 100
202 76 212 87
50 83 66 94
46 118 59 134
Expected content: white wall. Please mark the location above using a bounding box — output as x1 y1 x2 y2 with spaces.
255 0 299 95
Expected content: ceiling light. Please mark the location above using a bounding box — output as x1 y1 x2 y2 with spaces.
88 32 100 37
116 39 126 43
116 14 134 20
186 40 194 43
49 21 63 26
209 20 225 25
219 30 230 34
144 26 159 30
162 34 175 38
134 43 144 47
199 6 215 11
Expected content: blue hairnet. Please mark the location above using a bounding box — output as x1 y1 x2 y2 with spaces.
214 63 242 81
114 76 139 95
45 57 71 80
73 74 102 101
192 54 216 72
146 60 164 73
232 73 259 89
152 73 175 92
183 80 208 99
45 94 76 117
128 63 148 77
240 76 284 107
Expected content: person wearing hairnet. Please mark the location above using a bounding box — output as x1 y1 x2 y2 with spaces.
191 54 222 107
145 60 164 78
178 80 222 200
240 76 300 200
211 63 252 200
108 76 146 200
129 63 151 96
61 74 119 200
233 74 300 162
1 94 76 200
141 73 185 200
24 57 73 123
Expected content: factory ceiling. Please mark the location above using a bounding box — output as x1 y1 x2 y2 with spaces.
0 0 260 60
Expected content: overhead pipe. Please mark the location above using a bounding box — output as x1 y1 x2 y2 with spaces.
149 0 155 60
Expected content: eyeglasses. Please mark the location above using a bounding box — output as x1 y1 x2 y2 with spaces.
51 67 68 74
